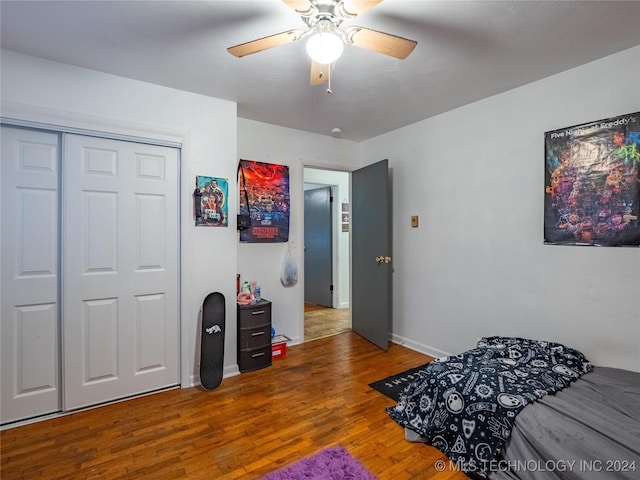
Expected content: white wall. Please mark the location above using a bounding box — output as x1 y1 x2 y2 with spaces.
3 43 638 390
0 51 239 385
361 46 640 372
237 119 359 343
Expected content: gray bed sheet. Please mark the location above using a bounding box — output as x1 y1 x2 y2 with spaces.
492 366 640 480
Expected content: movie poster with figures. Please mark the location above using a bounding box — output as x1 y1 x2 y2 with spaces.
195 176 228 227
544 112 640 246
238 159 290 243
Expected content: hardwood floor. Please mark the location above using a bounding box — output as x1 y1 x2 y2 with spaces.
1 332 469 480
304 302 350 342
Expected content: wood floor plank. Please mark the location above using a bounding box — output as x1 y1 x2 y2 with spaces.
1 332 469 480
304 303 350 341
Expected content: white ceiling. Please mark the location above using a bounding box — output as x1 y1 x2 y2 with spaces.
1 1 639 141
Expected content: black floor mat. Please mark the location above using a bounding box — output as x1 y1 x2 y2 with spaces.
368 362 431 401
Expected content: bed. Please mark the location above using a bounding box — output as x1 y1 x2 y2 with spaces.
387 336 640 479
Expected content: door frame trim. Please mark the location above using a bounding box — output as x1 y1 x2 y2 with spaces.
2 117 181 148
1 101 190 389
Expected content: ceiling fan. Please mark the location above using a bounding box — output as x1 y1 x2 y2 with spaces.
227 0 417 87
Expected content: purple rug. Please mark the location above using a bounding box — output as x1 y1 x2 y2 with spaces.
260 446 377 480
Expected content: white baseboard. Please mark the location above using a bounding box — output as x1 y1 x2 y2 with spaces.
190 364 241 388
189 334 451 388
390 333 451 360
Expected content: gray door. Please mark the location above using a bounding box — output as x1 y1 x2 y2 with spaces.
351 160 391 350
304 187 333 307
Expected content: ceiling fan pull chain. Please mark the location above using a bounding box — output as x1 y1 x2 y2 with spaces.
327 63 333 94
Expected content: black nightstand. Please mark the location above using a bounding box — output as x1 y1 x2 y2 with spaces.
237 299 272 373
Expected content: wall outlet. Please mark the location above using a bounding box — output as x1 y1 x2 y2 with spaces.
411 215 419 228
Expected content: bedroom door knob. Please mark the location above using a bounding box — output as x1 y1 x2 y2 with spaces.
376 256 392 264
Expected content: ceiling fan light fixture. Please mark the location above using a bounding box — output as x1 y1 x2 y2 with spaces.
306 32 344 64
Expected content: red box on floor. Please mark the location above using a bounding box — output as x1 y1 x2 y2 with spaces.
272 335 290 359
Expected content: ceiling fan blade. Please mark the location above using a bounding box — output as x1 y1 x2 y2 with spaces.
310 60 329 85
282 0 315 16
342 26 417 59
339 0 383 17
228 29 306 58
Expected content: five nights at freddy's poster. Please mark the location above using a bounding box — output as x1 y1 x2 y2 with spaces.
544 112 640 246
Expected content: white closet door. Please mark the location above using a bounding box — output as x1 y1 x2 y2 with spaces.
1 127 61 424
63 134 179 410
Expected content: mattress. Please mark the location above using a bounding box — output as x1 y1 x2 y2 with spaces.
492 366 640 480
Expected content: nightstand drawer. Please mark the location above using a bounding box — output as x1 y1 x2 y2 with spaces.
238 303 271 329
238 344 272 372
239 324 271 350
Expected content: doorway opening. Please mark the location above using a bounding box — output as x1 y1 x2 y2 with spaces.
303 168 350 342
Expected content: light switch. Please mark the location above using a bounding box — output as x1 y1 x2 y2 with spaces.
411 215 419 228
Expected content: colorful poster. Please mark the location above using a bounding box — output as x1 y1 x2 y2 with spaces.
239 160 290 243
544 112 640 246
195 176 228 227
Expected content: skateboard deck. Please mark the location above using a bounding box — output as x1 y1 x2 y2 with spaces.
200 292 225 391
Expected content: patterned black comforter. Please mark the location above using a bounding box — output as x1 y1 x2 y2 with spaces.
387 336 592 478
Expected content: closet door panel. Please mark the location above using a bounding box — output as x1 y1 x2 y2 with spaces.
1 127 60 424
63 134 179 410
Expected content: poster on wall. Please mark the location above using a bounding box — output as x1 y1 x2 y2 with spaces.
195 176 228 227
238 159 290 243
544 112 640 246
